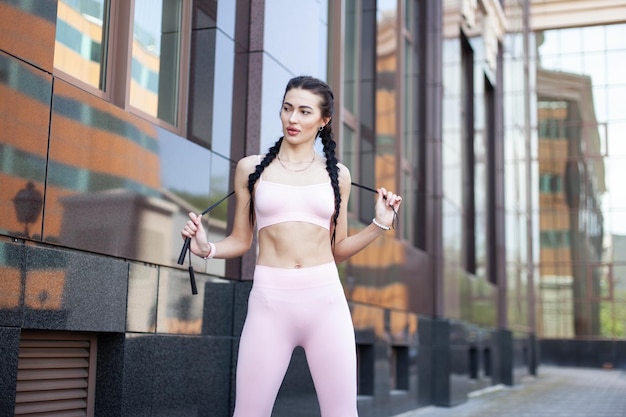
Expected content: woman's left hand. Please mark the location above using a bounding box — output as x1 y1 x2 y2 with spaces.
374 188 402 229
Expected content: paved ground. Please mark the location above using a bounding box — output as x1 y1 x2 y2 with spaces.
394 366 626 417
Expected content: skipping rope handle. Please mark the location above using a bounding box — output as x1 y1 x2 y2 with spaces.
177 191 235 295
177 238 197 294
177 238 191 265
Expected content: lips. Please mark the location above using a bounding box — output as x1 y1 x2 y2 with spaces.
286 127 300 136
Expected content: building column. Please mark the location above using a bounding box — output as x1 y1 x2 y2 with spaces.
491 328 513 386
228 0 266 280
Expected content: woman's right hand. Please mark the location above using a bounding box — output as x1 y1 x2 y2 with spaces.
181 212 209 257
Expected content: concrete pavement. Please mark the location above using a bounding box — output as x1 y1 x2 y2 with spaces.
393 366 626 417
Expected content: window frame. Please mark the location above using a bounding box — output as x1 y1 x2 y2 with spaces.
52 0 113 101
53 0 192 135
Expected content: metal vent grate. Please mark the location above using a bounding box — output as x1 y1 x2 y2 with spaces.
15 332 96 417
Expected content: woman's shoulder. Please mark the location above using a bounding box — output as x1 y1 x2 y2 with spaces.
237 154 261 171
337 162 351 187
337 162 351 178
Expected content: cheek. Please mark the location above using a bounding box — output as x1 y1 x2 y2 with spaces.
304 120 320 131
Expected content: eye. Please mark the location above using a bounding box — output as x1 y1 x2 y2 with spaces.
301 110 311 115
282 105 291 112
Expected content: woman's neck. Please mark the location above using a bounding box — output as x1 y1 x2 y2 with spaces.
277 144 316 162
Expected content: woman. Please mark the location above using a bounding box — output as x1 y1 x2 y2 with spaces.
181 76 402 417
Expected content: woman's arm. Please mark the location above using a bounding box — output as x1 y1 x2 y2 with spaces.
181 156 257 259
331 164 402 263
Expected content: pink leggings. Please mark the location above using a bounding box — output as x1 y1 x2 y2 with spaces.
233 262 358 417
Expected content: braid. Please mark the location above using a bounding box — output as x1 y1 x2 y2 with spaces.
281 76 339 244
251 76 339 242
247 137 283 226
321 126 341 245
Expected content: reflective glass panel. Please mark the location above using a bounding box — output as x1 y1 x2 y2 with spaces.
130 0 183 126
0 54 51 239
54 0 109 90
536 23 626 338
342 124 357 213
344 0 358 114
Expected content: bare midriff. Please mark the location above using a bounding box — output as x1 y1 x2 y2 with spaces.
256 222 334 269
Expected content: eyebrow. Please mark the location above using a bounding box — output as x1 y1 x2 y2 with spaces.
283 101 314 110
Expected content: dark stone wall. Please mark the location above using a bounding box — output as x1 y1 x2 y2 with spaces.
540 339 626 370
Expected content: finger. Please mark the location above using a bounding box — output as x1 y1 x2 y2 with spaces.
185 221 197 233
376 188 385 203
181 227 193 239
185 222 199 235
188 212 201 224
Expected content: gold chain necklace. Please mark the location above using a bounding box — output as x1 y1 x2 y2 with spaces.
276 153 316 172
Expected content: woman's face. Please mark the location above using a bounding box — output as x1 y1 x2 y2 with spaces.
280 88 329 146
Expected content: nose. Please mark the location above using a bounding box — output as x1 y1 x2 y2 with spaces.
288 111 298 124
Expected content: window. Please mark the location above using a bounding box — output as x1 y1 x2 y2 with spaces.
53 0 191 132
540 230 570 248
343 124 358 213
339 0 377 225
401 0 417 242
129 0 185 126
461 31 476 274
539 173 563 194
338 0 421 241
537 100 567 140
54 0 109 91
485 75 497 285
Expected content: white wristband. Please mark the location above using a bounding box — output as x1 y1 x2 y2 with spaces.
203 242 216 259
372 218 390 231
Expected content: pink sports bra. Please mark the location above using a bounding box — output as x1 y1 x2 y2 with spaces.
254 177 335 231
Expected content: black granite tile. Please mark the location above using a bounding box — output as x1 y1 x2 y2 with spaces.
0 326 20 414
273 347 320 417
432 320 451 406
229 336 240 414
120 334 155 417
232 280 252 337
151 335 233 417
201 279 235 336
23 245 128 332
228 280 252 413
540 339 626 370
616 341 626 370
95 332 125 417
0 240 25 327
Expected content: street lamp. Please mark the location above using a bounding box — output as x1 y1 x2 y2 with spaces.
13 181 43 238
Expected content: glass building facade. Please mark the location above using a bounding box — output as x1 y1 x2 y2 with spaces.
0 0 624 416
533 23 626 345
